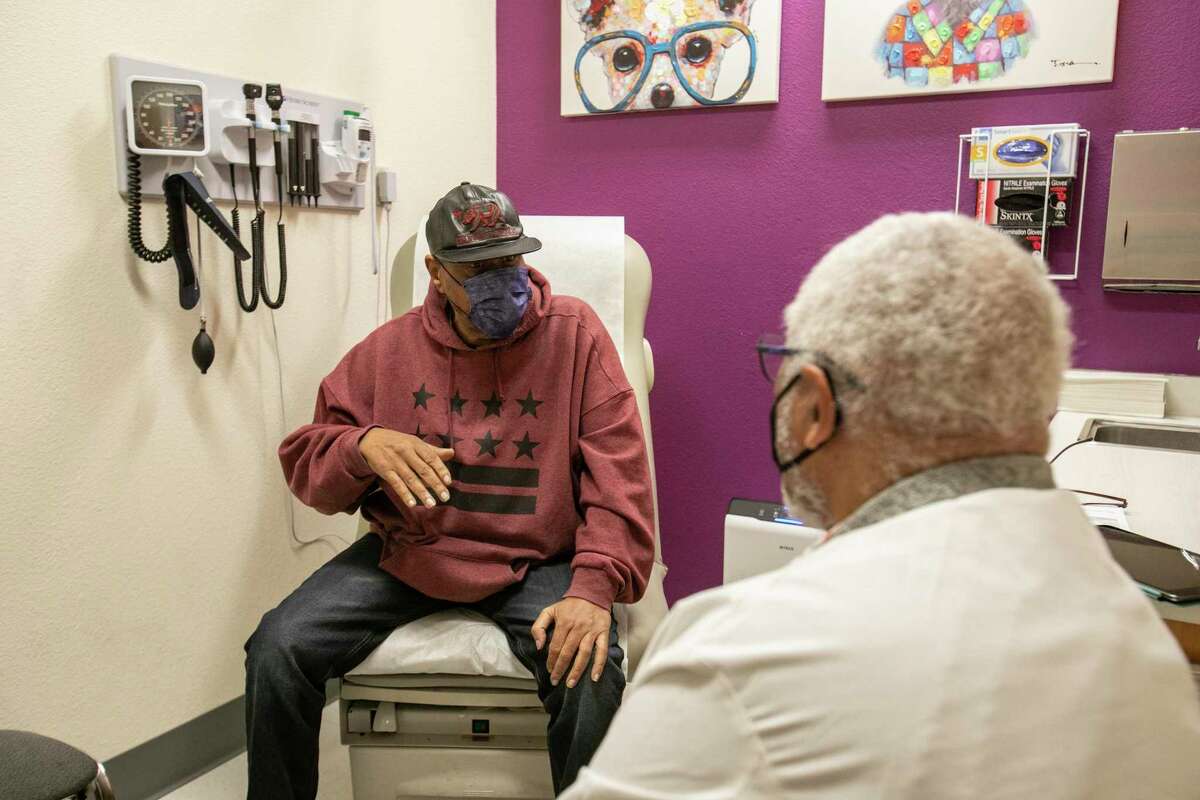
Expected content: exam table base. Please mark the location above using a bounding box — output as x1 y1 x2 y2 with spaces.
341 685 554 800
348 745 554 800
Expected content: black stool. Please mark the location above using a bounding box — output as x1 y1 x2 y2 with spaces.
0 730 115 800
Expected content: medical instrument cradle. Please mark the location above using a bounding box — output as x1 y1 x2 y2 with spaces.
954 126 1092 282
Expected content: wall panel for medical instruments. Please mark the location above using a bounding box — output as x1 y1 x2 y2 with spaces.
109 55 368 210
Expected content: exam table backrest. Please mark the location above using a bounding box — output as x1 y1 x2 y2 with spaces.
386 227 669 678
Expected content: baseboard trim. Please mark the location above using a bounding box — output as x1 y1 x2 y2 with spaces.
103 695 245 800
103 680 339 800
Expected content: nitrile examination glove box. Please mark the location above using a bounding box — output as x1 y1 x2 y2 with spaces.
976 177 1072 229
969 123 1080 179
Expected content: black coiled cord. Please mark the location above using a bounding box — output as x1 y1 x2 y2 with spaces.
127 151 172 263
261 172 288 309
250 209 267 304
231 207 261 312
229 165 260 312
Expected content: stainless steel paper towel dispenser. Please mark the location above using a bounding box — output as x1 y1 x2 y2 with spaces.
1102 129 1200 293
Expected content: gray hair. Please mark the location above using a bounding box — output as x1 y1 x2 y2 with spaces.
783 213 1072 446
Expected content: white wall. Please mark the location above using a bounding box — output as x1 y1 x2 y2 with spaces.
0 0 495 760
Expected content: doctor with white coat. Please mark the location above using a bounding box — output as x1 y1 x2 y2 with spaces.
563 213 1200 799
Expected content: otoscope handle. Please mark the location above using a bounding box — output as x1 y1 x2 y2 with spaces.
266 83 285 178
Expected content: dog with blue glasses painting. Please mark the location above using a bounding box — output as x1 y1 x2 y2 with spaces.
568 0 758 113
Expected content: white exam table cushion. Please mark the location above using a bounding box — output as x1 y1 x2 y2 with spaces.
348 609 534 680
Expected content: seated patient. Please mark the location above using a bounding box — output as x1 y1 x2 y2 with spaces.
563 213 1200 799
246 183 655 799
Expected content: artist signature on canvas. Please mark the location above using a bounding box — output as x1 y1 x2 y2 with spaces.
1050 59 1101 68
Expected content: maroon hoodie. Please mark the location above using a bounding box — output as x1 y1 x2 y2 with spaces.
279 268 655 610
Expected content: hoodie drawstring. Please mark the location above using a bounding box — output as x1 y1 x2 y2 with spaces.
492 350 505 401
447 347 456 451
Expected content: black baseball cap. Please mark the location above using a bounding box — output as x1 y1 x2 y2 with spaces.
426 182 542 264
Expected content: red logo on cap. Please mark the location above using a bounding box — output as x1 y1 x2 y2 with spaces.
453 202 503 232
452 201 519 246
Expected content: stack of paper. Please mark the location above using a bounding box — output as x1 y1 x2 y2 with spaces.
1059 370 1167 418
1083 504 1130 530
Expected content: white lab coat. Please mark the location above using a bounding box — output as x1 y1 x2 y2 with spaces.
563 488 1200 799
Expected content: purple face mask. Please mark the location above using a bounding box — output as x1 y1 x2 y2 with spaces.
446 265 532 340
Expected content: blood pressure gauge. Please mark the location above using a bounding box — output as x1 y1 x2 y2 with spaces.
125 76 210 157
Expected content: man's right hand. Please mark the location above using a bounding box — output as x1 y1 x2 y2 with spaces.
359 428 455 508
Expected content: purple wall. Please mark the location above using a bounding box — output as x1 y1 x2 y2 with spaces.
497 2 1200 603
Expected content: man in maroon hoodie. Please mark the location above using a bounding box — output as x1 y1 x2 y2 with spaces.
244 183 656 798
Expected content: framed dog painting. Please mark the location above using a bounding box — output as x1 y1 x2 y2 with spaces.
822 0 1120 101
561 0 782 116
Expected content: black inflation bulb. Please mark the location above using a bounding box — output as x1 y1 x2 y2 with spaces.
192 318 215 374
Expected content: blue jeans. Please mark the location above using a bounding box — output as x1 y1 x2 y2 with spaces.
244 534 625 798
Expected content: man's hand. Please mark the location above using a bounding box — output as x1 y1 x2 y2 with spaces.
532 597 612 688
359 428 455 508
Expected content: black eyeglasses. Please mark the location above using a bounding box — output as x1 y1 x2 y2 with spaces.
755 334 864 391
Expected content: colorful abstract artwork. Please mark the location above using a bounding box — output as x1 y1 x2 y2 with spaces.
822 0 1119 102
879 0 1034 90
560 0 782 116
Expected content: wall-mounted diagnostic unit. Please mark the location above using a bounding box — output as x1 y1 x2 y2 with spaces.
111 56 371 209
110 56 376 374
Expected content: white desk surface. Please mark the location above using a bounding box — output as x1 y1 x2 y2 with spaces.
1049 411 1200 554
1049 410 1200 626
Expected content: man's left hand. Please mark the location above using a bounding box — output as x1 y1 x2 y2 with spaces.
531 597 612 688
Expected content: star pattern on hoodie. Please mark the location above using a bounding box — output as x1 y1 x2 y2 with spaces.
436 432 464 449
412 383 435 410
517 390 543 418
407 388 547 462
475 430 500 458
482 391 505 418
513 432 540 460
